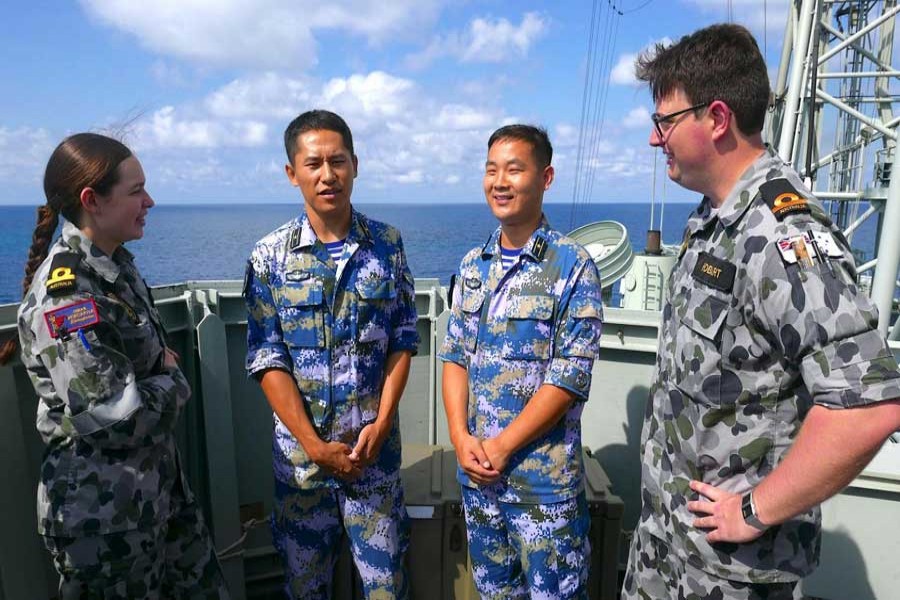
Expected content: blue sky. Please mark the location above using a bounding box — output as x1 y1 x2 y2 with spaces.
0 0 790 205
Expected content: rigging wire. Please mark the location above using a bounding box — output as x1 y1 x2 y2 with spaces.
570 0 601 230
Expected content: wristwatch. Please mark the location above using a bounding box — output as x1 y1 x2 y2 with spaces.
741 490 768 531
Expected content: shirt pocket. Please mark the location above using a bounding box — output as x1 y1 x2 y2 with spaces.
459 285 486 353
503 294 555 360
672 287 731 406
355 276 396 343
278 280 326 348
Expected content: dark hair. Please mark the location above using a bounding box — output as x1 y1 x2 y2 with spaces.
635 23 770 135
487 124 553 169
284 110 355 164
0 133 132 365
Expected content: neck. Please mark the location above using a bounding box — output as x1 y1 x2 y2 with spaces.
306 206 351 243
79 224 119 257
706 136 767 208
500 220 540 249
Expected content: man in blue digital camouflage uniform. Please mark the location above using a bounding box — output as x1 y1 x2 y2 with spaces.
244 110 419 599
440 124 604 599
623 24 900 599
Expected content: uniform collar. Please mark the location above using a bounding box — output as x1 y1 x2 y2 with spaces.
685 146 781 238
61 219 129 284
289 207 372 252
481 214 552 262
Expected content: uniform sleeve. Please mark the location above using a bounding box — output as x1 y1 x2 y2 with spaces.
388 235 419 355
244 255 293 377
438 262 468 367
20 293 189 448
543 258 604 401
757 237 900 409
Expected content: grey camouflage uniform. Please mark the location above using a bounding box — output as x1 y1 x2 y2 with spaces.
624 148 900 596
17 220 228 598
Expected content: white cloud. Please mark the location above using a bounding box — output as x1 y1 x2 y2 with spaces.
407 12 547 68
79 0 446 70
0 127 54 183
135 106 269 149
610 53 639 86
623 107 651 129
206 73 315 119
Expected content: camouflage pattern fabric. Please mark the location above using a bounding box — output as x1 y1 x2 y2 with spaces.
631 147 900 586
43 489 228 599
271 474 410 599
439 216 604 503
17 220 197 538
245 209 419 490
622 526 802 600
461 486 591 600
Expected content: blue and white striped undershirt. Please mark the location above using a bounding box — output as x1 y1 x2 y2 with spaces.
500 246 523 271
323 239 346 262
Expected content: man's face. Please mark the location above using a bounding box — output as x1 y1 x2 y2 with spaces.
483 138 553 233
650 88 711 193
286 129 357 221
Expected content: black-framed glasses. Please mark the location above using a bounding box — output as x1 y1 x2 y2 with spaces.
651 102 710 139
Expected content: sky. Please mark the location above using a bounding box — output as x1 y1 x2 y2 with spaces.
0 0 791 205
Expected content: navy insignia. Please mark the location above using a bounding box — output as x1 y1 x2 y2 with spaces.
532 236 548 261
289 228 302 252
45 252 80 297
44 298 99 339
760 179 811 221
691 252 736 292
465 277 482 289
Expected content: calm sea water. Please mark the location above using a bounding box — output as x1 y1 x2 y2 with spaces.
0 202 879 304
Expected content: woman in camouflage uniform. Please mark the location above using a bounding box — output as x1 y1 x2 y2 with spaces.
0 133 229 599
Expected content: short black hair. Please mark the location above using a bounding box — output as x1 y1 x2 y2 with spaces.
487 124 553 169
284 109 355 163
635 23 770 135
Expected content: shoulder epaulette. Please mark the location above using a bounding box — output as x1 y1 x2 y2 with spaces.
45 252 80 297
759 178 811 221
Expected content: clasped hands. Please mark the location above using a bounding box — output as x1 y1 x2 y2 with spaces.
452 434 511 485
309 422 389 481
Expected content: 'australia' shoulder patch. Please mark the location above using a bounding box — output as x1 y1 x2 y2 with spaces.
43 298 99 339
759 178 811 221
45 252 80 297
692 252 736 292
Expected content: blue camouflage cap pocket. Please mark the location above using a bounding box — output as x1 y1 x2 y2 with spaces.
355 275 396 343
503 295 554 360
278 281 325 348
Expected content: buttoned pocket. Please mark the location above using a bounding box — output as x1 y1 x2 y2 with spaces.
672 287 732 405
278 281 325 348
356 276 396 343
460 285 486 353
503 295 554 359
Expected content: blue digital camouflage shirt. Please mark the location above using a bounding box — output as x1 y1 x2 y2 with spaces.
245 209 419 489
439 217 604 503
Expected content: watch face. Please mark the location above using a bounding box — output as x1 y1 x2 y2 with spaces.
741 494 753 519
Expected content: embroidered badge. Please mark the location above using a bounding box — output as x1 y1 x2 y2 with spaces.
44 298 99 339
289 228 302 252
532 236 548 261
285 270 311 282
45 253 80 297
760 179 811 221
691 252 736 292
465 277 482 289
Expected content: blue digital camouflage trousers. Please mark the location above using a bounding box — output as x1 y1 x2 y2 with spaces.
622 526 803 600
272 473 410 599
42 494 229 599
461 486 591 600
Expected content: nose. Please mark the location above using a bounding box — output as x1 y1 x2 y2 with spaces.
144 191 155 208
321 162 336 183
649 127 664 148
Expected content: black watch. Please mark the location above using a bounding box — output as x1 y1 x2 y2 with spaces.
741 491 768 531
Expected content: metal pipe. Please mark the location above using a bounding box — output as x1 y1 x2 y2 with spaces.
820 21 899 79
844 203 879 237
778 0 818 162
816 89 899 140
870 150 900 334
817 71 900 78
818 5 900 65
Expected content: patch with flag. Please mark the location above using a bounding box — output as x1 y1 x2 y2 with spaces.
43 298 99 339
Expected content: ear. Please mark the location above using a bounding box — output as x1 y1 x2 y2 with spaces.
79 187 100 214
352 154 359 179
708 100 732 141
285 162 298 187
542 165 555 190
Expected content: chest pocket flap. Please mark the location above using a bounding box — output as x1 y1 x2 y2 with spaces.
678 288 728 341
356 276 396 301
280 280 324 307
504 295 555 359
279 280 325 347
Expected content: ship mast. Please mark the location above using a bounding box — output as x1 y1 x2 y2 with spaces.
773 0 900 336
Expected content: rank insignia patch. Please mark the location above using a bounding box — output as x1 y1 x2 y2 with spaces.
45 252 80 297
691 252 736 292
760 179 811 220
44 298 99 339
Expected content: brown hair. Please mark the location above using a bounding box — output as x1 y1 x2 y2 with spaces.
635 23 770 136
0 133 132 365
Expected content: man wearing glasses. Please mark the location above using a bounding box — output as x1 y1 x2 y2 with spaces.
623 24 900 599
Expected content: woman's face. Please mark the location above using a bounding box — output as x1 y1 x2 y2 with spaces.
90 156 154 252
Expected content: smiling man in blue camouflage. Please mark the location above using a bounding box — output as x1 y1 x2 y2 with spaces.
244 109 418 599
440 124 604 599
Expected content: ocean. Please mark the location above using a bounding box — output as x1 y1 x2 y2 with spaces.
0 201 879 304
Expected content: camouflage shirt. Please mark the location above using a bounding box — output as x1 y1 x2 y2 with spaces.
18 220 192 537
439 217 604 503
638 148 900 582
245 209 419 489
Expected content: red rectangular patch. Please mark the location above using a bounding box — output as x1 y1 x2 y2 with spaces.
44 298 100 339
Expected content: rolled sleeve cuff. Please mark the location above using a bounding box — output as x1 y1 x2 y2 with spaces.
544 356 594 401
802 329 900 409
246 343 293 377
